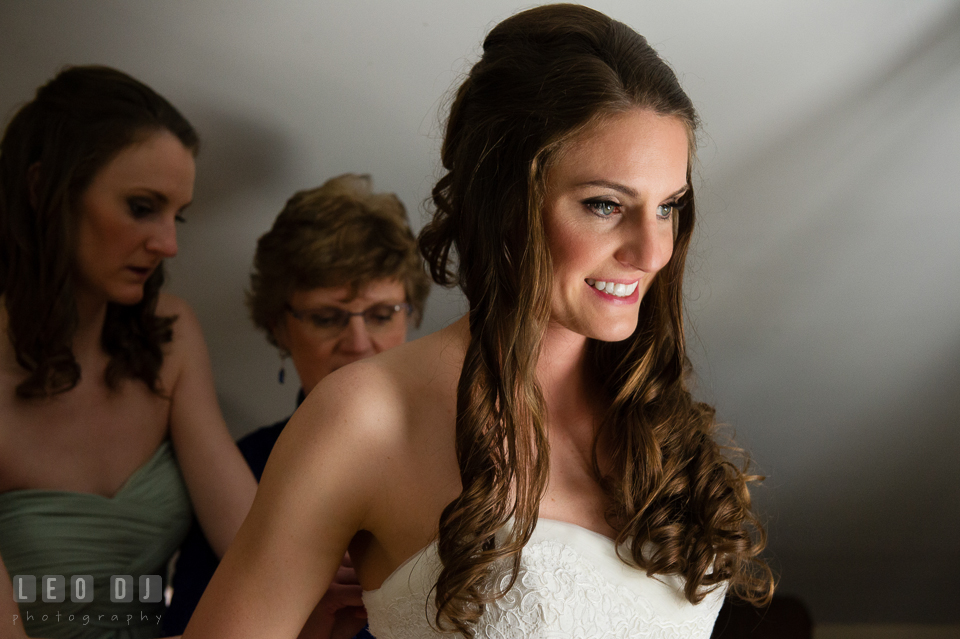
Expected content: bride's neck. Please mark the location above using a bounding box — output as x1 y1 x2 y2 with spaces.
537 324 601 427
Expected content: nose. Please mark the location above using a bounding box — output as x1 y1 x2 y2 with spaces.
615 213 674 274
145 218 178 258
337 316 375 354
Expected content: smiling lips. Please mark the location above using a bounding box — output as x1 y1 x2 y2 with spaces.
585 278 638 298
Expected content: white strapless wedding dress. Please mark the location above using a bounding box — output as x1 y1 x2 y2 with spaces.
362 518 725 638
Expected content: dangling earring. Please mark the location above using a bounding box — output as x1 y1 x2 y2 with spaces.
278 353 287 384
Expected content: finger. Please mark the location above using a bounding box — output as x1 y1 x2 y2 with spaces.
334 565 359 585
323 584 365 608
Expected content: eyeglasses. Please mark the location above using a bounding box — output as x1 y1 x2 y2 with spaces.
285 302 412 337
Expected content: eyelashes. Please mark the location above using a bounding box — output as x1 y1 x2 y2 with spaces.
656 202 679 221
127 197 155 218
127 197 188 223
584 199 621 218
582 198 683 220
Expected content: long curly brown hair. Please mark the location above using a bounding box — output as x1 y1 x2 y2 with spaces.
0 65 199 398
418 4 773 635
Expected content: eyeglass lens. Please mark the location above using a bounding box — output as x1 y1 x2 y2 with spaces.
292 304 409 333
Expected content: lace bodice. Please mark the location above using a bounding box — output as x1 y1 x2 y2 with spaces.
362 518 725 638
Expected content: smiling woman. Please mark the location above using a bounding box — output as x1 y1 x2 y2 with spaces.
182 6 772 639
0 65 256 639
543 109 689 343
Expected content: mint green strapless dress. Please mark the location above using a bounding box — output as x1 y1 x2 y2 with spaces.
0 440 192 639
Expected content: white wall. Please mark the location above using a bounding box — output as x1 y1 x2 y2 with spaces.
2 0 958 624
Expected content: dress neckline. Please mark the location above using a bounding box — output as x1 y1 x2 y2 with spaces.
365 517 620 595
0 439 172 502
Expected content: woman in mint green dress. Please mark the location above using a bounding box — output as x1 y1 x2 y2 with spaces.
0 66 257 639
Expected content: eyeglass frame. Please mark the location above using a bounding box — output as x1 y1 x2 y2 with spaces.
284 301 413 335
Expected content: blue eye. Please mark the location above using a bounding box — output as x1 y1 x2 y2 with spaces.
584 200 621 217
657 201 683 221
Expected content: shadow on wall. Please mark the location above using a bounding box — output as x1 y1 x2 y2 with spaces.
687 4 960 624
162 104 303 436
187 105 292 209
165 103 292 315
770 340 960 623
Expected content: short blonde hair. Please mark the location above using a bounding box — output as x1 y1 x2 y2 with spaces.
248 174 430 347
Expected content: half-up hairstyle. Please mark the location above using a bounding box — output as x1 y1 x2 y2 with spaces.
419 4 773 635
0 65 199 398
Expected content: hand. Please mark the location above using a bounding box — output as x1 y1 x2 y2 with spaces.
296 553 368 639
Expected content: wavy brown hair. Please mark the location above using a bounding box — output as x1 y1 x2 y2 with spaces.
0 65 199 398
418 4 773 635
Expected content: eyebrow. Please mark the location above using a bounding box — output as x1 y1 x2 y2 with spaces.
576 180 689 201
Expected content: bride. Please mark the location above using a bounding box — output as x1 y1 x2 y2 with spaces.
184 5 773 638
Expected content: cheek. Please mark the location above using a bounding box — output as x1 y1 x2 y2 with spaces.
289 336 337 380
546 221 588 278
659 234 676 274
73 223 110 284
296 335 333 360
282 320 327 359
373 330 407 352
76 207 136 266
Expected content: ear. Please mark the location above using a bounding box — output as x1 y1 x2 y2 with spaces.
27 162 41 210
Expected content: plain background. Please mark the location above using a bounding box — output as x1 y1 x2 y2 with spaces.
2 0 958 626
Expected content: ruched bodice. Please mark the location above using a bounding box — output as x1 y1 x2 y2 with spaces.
362 518 725 639
0 440 191 639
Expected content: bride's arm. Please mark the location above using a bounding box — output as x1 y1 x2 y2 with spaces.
181 362 396 639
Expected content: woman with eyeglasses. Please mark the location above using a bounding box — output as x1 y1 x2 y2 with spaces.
164 173 430 638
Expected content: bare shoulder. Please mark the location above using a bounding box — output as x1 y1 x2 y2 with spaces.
288 358 408 449
155 292 208 359
271 321 466 522
156 292 202 338
289 321 465 448
278 352 420 475
247 361 403 547
375 317 468 406
155 293 209 381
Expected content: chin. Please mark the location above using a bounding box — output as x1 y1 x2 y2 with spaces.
109 288 147 306
566 315 638 343
590 324 637 343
